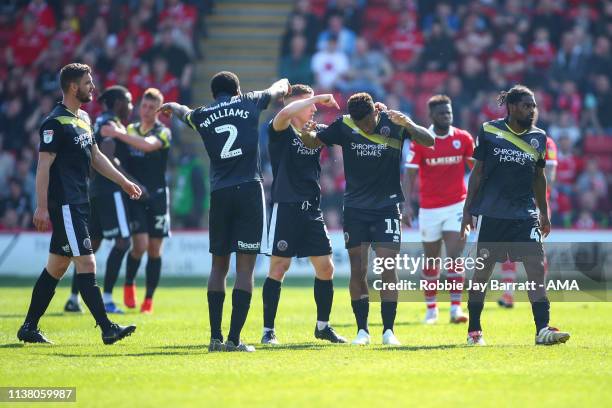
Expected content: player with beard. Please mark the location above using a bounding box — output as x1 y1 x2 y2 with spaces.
461 85 570 346
64 85 136 315
17 63 141 344
261 84 346 345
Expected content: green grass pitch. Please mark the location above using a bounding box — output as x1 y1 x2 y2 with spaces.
1 277 611 407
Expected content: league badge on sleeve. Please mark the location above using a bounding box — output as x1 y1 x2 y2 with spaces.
43 129 54 144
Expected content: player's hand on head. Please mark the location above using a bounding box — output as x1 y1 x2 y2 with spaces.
33 207 50 231
318 94 340 109
387 110 407 126
157 103 174 116
123 181 142 200
374 102 388 112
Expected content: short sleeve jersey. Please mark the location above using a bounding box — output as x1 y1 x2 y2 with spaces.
89 111 129 198
268 121 324 203
185 91 271 191
39 103 95 208
125 121 172 192
470 118 547 219
406 126 474 209
317 112 411 209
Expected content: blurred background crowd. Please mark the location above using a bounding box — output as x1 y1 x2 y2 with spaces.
1 0 610 231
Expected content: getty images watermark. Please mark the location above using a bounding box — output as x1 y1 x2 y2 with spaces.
365 242 611 301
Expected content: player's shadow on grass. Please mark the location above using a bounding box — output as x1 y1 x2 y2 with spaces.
0 312 64 318
258 343 327 351
0 343 25 348
374 344 462 352
47 351 202 358
153 343 328 351
332 321 420 328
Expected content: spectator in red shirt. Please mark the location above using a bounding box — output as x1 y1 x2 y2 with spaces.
556 80 582 123
455 13 493 59
527 27 555 71
555 134 582 193
149 57 179 103
24 0 56 37
54 19 81 62
160 0 198 38
6 13 48 67
489 32 527 83
385 11 423 70
118 16 154 57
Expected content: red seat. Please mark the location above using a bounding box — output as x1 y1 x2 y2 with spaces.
390 72 419 94
594 155 612 173
419 71 449 92
583 135 612 155
413 92 432 123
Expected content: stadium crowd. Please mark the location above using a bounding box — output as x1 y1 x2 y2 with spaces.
0 0 610 231
0 0 211 230
276 0 612 229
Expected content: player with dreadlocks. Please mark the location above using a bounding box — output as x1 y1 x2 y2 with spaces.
460 85 570 346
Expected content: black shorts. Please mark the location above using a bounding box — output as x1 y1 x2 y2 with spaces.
89 192 131 240
343 205 402 250
49 203 94 257
209 181 267 255
129 187 170 238
267 201 332 258
475 215 544 262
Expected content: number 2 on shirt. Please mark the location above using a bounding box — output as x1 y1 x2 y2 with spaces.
215 124 242 159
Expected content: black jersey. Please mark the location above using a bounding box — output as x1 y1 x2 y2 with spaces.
89 111 129 198
185 91 271 191
125 121 171 191
268 121 324 203
316 112 410 210
470 118 547 220
39 103 95 208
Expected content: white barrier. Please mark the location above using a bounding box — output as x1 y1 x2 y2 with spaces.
0 230 610 277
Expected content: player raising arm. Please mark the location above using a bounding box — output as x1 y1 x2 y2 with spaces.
303 93 432 346
160 72 290 352
261 85 347 345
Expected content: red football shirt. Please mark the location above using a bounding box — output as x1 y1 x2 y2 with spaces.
407 126 474 209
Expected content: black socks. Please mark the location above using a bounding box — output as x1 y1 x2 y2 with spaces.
262 277 282 329
145 257 162 299
103 246 128 294
77 273 112 331
381 301 397 333
125 254 142 285
467 299 484 332
227 289 252 345
207 291 225 341
314 278 333 323
532 297 550 334
24 268 59 327
351 298 369 333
